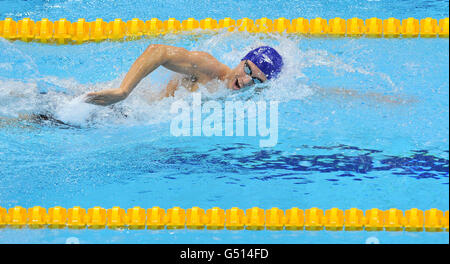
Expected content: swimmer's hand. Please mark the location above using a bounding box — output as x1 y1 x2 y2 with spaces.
85 89 127 106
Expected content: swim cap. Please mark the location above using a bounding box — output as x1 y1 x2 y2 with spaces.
241 46 283 80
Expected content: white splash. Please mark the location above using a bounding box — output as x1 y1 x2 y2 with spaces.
54 94 96 126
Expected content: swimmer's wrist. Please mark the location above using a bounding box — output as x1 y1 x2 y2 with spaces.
117 88 129 99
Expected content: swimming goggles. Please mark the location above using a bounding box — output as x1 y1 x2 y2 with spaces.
244 60 263 85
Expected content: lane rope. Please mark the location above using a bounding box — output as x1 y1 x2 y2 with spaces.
0 17 448 44
0 206 448 231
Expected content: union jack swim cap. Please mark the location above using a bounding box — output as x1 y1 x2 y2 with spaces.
241 46 283 80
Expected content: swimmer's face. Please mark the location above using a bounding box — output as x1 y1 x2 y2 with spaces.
227 60 267 90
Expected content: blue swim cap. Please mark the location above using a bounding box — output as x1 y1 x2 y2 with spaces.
241 46 283 80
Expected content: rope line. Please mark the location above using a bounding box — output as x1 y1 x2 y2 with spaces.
0 17 448 44
1 206 448 231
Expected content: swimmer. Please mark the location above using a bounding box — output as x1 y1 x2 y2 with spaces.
2 44 413 128
84 44 284 106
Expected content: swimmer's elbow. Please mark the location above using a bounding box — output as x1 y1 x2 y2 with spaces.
140 44 169 67
145 44 165 51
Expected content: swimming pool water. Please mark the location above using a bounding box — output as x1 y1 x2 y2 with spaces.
0 0 448 243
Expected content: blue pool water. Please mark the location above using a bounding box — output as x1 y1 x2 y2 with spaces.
0 0 449 244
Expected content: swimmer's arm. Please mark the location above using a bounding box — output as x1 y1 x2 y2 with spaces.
161 78 180 98
143 78 180 103
85 44 223 106
159 75 198 99
85 44 171 106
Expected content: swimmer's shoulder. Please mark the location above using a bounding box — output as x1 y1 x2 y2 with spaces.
188 51 230 78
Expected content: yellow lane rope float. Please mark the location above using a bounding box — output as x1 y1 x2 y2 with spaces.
0 206 448 231
0 17 448 44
